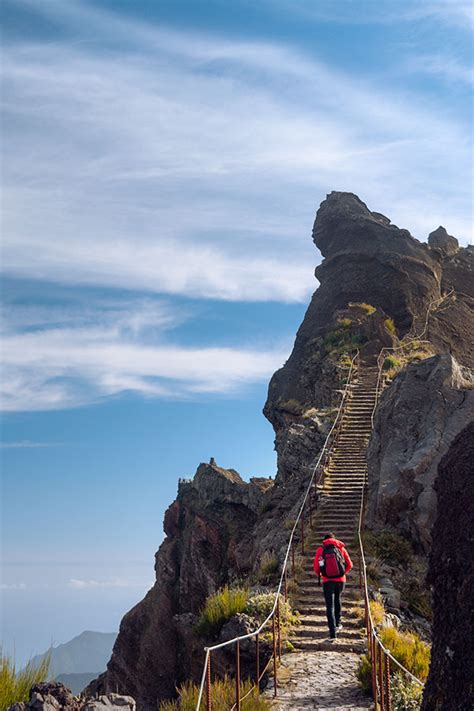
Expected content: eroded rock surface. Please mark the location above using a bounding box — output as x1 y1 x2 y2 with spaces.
367 354 474 551
421 423 474 711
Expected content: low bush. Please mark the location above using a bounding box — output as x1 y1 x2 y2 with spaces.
0 649 51 711
390 672 423 710
364 530 413 567
336 317 352 328
351 302 376 315
379 627 430 682
383 355 401 372
158 677 270 710
195 586 249 637
370 599 385 626
356 654 372 694
245 592 299 631
257 551 280 580
384 318 397 335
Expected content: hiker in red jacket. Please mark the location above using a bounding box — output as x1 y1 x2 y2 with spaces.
313 532 353 641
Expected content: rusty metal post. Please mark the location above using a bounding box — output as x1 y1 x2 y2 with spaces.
378 645 385 711
371 633 377 706
206 652 211 711
384 654 392 711
284 566 288 600
255 633 260 694
235 639 241 711
291 541 295 578
272 612 278 697
277 595 282 661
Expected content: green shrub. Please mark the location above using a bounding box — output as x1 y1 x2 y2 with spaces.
257 551 279 579
385 318 397 335
195 586 249 637
379 627 430 681
352 302 376 315
336 317 352 328
364 530 413 567
0 649 51 711
390 672 423 710
356 654 372 694
245 592 299 630
158 677 270 710
370 599 385 626
383 355 401 372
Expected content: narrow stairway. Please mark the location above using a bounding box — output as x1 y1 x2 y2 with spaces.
269 365 378 709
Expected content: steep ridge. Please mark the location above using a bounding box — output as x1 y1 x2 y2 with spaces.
87 192 473 709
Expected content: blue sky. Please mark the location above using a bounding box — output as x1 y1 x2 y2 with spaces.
1 0 472 665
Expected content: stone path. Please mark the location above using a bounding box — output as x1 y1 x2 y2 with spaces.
267 650 373 710
264 366 378 710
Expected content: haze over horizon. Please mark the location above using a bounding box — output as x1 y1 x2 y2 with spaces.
1 0 472 665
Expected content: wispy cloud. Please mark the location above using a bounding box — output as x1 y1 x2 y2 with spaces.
0 298 290 411
1 0 471 312
0 582 27 590
0 441 59 449
68 578 152 589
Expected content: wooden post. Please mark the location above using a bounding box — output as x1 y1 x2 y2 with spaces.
235 640 241 711
272 612 278 697
206 652 211 711
255 633 260 695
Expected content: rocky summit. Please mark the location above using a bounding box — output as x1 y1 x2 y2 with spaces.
85 192 473 709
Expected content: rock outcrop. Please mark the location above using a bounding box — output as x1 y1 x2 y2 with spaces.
91 192 473 708
421 423 474 711
367 354 474 551
6 683 135 711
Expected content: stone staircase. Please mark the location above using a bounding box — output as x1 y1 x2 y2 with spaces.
290 366 378 654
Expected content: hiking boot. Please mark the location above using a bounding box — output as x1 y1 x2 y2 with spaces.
336 623 343 631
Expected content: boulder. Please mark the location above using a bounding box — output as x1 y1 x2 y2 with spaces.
428 226 459 256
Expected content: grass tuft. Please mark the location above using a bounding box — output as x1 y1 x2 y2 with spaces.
195 586 249 637
158 677 270 710
379 627 430 682
0 649 51 711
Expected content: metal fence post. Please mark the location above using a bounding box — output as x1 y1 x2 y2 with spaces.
206 652 211 711
272 612 278 697
378 645 385 711
255 633 260 695
384 653 391 711
291 541 295 578
235 640 240 711
301 516 305 555
371 633 377 705
277 595 282 661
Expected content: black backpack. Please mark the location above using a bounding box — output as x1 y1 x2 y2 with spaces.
319 543 346 581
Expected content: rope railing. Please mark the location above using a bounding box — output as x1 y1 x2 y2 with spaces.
358 290 454 708
195 350 360 710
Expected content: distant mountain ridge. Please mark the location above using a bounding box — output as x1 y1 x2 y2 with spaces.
27 631 117 680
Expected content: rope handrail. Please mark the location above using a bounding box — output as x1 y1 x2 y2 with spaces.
195 349 360 710
358 290 454 697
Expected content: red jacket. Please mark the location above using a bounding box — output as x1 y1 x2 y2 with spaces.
313 538 353 583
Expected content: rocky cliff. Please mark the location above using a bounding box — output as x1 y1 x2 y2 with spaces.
421 423 474 711
90 192 473 708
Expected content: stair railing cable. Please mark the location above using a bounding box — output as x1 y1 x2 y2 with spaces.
357 291 454 708
195 349 360 711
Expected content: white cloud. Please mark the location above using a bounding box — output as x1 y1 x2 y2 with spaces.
68 578 152 589
405 54 473 85
0 441 58 449
1 0 471 310
0 582 27 589
0 299 290 411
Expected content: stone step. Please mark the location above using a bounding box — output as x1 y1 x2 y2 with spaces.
292 627 364 641
291 639 366 653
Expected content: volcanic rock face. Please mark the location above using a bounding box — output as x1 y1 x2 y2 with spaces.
421 423 474 711
367 354 474 551
94 192 473 708
87 462 271 707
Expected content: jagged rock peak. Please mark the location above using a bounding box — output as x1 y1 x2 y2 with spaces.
428 226 459 256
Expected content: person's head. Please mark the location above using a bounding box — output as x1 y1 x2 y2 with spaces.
323 532 335 541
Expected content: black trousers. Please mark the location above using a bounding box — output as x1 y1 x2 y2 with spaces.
323 581 345 637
